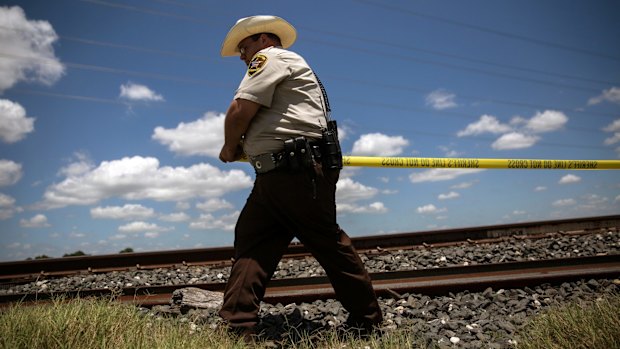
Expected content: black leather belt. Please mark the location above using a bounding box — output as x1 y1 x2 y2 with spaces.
249 138 322 174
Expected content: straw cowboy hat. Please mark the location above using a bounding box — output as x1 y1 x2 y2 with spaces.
220 15 297 57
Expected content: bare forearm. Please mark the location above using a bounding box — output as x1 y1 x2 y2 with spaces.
219 98 260 162
223 100 252 148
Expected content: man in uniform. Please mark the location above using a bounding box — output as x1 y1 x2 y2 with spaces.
218 15 383 338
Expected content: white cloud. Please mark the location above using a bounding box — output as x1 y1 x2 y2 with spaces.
0 99 35 143
443 149 462 157
20 213 50 228
109 234 128 241
196 198 234 212
410 168 484 183
451 181 476 189
336 124 350 141
91 204 155 220
0 159 22 186
0 6 65 93
534 186 547 192
38 156 253 209
581 194 608 207
603 119 620 133
338 202 387 214
336 177 379 203
335 178 387 214
189 211 239 230
525 110 568 133
339 167 360 179
457 115 511 137
604 132 620 146
458 111 566 151
0 192 18 220
176 202 191 210
425 89 457 110
510 116 528 126
577 194 612 214
159 212 190 222
351 133 409 156
603 119 620 145
438 191 460 200
153 112 225 157
58 152 94 177
119 82 164 101
0 193 15 207
559 174 581 184
416 204 446 214
588 86 620 105
614 194 620 203
492 132 539 150
6 242 21 249
118 221 171 233
363 201 387 213
552 198 576 207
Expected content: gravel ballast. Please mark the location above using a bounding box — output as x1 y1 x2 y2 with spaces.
147 278 619 348
2 230 619 348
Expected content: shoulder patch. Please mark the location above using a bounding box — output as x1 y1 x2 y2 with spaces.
247 54 268 77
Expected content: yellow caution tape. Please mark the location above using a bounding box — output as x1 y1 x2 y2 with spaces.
342 156 620 170
239 155 620 170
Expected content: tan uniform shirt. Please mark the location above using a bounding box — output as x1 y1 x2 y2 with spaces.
234 46 327 157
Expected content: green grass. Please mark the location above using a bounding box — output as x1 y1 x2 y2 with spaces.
0 297 407 349
0 297 239 349
517 293 620 349
1 293 618 349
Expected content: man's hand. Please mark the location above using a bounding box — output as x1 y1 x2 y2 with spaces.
219 143 244 163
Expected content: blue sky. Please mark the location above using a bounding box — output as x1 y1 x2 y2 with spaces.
1 0 619 261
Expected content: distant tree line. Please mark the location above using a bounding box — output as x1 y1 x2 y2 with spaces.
27 247 134 260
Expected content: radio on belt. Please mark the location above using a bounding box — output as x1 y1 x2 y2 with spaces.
321 120 343 170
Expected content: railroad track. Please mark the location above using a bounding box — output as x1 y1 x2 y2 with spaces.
1 214 618 283
2 254 618 308
1 215 618 309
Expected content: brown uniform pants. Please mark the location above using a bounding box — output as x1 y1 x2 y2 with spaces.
218 167 383 329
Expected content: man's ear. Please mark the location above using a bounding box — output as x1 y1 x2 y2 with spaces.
259 33 269 45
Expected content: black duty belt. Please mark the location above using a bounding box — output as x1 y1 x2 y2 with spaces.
249 137 322 174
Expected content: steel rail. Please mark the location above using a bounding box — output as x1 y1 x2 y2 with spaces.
2 254 618 308
1 215 618 282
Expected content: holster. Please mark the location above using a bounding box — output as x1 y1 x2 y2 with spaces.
320 120 343 170
284 137 314 172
